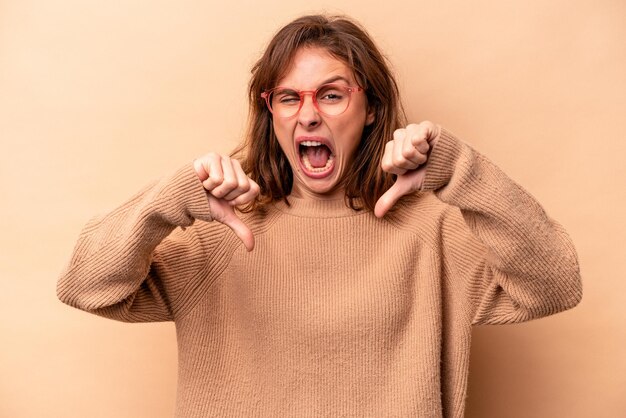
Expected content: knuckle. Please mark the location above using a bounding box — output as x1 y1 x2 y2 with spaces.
392 129 406 141
406 124 420 137
401 147 415 159
413 140 427 152
197 157 209 168
238 180 251 193
411 130 427 146
210 190 224 198
202 179 213 190
231 159 242 169
212 174 224 184
392 155 405 167
222 179 237 190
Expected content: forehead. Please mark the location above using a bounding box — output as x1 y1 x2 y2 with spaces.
277 47 355 88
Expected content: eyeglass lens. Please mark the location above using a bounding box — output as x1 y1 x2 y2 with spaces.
269 84 351 117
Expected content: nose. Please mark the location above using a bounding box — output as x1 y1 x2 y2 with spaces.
297 93 321 128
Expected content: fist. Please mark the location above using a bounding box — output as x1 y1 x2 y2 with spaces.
380 121 440 176
194 152 260 206
375 121 440 218
193 153 260 251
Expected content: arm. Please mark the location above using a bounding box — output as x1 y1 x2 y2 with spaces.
57 155 260 322
376 123 582 325
57 164 216 322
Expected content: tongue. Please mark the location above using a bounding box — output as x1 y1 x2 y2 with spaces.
305 146 331 168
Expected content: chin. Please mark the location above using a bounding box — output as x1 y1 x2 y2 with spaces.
295 172 344 199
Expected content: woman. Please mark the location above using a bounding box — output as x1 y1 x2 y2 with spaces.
57 14 582 417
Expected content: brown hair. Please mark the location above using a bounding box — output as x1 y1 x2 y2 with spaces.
232 14 406 212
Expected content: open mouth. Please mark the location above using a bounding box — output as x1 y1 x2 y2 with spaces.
298 140 335 178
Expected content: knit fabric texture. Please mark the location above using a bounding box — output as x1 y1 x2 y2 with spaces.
57 128 583 417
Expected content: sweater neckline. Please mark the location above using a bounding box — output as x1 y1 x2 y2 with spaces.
271 195 369 218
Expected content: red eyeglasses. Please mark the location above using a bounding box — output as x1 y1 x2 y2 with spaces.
261 83 364 118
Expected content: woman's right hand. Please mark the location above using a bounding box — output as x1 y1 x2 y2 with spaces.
193 153 260 251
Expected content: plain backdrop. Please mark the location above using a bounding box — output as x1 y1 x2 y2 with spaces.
1 0 625 417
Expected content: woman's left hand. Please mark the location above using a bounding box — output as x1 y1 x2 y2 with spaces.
374 121 440 218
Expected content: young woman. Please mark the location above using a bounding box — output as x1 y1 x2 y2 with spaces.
58 14 582 417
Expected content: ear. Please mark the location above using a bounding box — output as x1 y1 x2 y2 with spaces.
365 105 376 126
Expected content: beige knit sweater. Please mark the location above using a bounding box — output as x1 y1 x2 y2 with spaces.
57 128 582 417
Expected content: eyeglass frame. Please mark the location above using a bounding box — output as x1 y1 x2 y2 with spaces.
260 83 365 118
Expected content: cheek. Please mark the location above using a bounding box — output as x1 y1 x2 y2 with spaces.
272 118 283 138
335 118 366 155
272 119 295 156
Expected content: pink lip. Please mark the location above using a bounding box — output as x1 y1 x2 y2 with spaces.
295 136 336 179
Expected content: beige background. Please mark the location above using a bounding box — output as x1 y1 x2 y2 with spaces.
1 0 624 416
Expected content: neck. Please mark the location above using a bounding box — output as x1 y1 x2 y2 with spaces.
289 184 345 201
272 194 367 218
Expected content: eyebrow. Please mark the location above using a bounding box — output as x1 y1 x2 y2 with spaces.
275 75 353 91
320 75 351 85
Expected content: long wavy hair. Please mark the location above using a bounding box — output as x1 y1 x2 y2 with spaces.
232 14 406 212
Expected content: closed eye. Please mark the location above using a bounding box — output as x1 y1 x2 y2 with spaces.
274 90 300 106
279 96 300 104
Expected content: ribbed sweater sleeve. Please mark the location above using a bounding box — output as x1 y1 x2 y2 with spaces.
57 164 219 322
422 128 582 325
